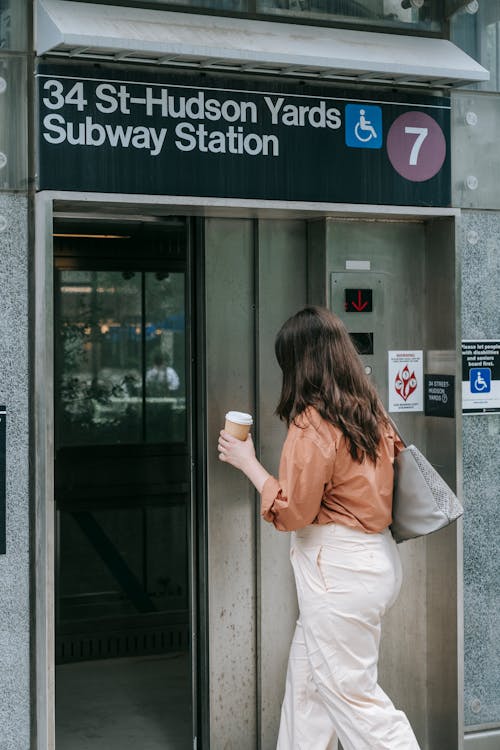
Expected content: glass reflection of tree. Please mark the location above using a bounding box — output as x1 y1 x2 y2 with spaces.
58 271 142 445
57 270 186 446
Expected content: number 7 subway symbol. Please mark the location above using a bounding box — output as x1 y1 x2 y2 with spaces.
404 127 428 166
386 111 446 183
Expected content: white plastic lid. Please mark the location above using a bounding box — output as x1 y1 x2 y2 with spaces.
225 411 253 425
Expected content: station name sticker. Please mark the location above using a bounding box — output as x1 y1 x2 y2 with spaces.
424 374 455 418
462 340 500 414
388 351 423 412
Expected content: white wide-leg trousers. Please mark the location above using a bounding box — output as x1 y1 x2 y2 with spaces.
277 523 421 750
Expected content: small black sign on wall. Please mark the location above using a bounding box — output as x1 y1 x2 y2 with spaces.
0 406 5 554
424 375 455 418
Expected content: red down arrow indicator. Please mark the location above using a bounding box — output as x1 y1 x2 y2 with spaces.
345 289 373 312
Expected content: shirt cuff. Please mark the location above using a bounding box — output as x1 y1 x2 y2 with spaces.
260 476 281 522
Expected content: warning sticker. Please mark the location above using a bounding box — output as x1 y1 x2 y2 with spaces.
388 351 423 412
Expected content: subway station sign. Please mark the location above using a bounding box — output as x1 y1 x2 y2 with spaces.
37 64 451 205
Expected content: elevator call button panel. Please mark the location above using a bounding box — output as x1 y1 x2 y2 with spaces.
330 272 386 391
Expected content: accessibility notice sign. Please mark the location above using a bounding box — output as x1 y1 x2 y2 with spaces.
462 340 500 414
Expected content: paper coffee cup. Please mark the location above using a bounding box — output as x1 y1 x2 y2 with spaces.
225 411 253 441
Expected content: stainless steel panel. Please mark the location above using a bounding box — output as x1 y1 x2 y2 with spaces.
256 219 308 750
425 219 461 750
452 92 500 210
34 193 56 750
307 219 328 305
204 218 257 750
464 730 500 750
320 218 459 749
325 218 426 444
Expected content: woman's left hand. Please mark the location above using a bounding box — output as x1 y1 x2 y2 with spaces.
218 430 256 472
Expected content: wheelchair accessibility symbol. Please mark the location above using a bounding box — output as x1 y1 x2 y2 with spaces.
345 104 383 150
470 368 491 394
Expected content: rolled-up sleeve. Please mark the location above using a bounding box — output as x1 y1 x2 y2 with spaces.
260 424 335 531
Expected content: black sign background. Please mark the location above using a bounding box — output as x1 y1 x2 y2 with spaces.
424 374 455 418
37 63 451 206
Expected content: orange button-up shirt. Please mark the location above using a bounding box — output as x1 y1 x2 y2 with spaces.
261 407 403 533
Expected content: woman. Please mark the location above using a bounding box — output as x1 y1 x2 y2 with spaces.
218 306 420 750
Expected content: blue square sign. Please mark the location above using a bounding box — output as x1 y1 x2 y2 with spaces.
345 104 383 149
470 367 491 394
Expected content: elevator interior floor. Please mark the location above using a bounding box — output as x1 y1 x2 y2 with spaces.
56 652 192 750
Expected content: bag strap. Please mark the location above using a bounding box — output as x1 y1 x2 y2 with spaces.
385 413 408 448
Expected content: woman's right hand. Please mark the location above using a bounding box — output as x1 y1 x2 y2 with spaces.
218 430 256 472
218 430 271 493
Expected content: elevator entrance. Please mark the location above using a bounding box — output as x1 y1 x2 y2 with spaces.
35 201 460 750
53 219 195 750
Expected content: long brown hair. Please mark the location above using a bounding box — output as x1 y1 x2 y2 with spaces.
275 306 388 463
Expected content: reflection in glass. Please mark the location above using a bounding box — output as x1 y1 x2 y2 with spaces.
451 2 500 91
66 0 443 30
0 0 28 51
58 506 189 621
256 0 443 29
145 271 186 443
56 270 143 445
55 269 186 446
156 0 247 8
0 56 28 190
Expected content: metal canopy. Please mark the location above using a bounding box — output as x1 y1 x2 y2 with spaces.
36 0 489 88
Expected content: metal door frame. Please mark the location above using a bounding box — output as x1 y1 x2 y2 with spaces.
33 190 461 750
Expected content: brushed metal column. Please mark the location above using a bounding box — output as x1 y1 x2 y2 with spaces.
256 219 308 750
312 217 460 750
204 218 257 749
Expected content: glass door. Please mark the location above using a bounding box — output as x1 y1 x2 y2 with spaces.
53 223 194 750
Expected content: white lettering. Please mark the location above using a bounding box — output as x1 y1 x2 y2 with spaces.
262 134 279 156
131 126 151 151
42 113 67 144
145 87 169 117
185 92 205 120
326 107 342 130
149 127 167 156
282 105 299 127
96 84 118 113
240 101 258 124
86 117 106 146
264 96 285 125
207 130 226 153
204 98 221 121
174 122 278 156
175 122 197 151
67 121 85 145
220 99 240 123
308 102 326 128
105 123 134 148
65 82 87 112
43 80 64 110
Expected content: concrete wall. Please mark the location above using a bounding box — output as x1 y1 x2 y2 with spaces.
0 192 30 750
453 91 500 734
459 211 500 729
